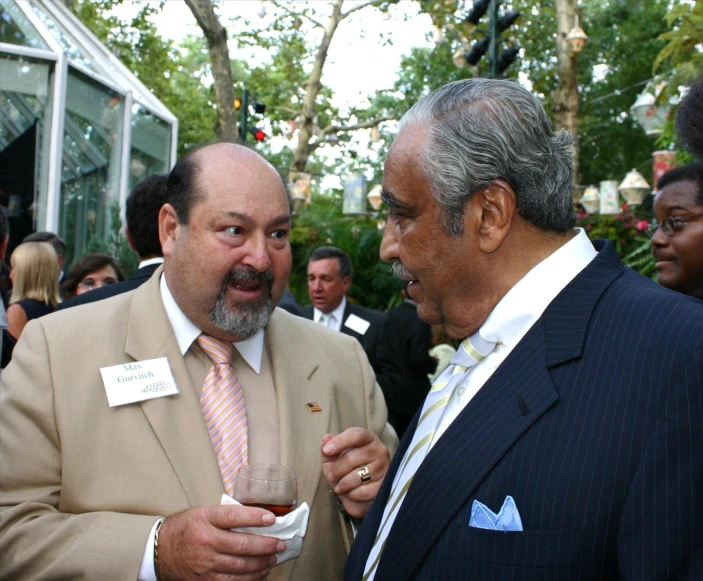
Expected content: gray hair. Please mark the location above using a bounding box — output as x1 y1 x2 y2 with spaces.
399 78 575 235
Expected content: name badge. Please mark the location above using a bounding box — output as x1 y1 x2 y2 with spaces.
344 313 371 335
100 357 179 407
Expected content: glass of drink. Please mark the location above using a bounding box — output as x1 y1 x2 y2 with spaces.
233 463 297 516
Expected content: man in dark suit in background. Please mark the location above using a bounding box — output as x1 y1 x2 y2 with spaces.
56 175 169 310
303 246 402 428
385 284 436 438
346 79 703 580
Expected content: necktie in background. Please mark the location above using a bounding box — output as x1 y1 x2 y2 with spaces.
362 332 497 581
197 334 248 496
319 313 335 329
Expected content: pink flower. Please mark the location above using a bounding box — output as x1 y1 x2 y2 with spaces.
637 220 649 231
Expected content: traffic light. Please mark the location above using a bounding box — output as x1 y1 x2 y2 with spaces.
496 46 519 75
465 0 490 24
466 36 490 66
235 87 267 143
250 127 267 142
463 0 520 77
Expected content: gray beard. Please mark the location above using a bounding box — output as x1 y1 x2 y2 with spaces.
209 268 274 338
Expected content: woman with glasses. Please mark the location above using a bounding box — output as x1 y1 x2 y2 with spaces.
60 254 125 300
6 242 61 340
650 162 703 300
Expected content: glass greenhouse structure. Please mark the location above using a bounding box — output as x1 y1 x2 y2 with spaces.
0 0 177 263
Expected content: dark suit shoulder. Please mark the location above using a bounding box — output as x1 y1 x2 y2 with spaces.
55 264 160 311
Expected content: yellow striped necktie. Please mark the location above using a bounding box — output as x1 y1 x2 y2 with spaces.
197 334 248 496
362 332 497 581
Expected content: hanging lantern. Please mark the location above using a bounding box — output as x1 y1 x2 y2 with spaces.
599 180 621 215
367 184 383 211
618 169 651 206
566 25 588 53
630 82 677 138
581 185 600 214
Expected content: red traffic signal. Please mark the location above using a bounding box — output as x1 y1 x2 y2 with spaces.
250 127 267 141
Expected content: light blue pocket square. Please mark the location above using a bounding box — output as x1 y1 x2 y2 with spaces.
469 495 523 532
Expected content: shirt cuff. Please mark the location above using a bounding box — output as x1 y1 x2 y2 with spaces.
138 518 164 581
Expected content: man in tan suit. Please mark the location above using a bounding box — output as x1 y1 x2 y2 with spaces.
0 143 397 580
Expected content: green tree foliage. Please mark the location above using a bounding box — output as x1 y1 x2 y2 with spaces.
655 0 703 80
69 0 215 156
289 193 401 311
577 0 671 187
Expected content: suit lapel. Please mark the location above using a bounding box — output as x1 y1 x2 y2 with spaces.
125 269 224 507
376 322 559 580
267 311 331 511
372 241 625 580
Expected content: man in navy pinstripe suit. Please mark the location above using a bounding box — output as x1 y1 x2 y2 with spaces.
346 79 703 580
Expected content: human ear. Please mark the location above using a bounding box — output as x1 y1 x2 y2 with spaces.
159 204 180 259
468 180 516 253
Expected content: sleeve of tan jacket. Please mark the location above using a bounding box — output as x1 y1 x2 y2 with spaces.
0 319 156 580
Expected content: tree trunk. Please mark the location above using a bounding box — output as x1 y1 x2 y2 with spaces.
289 0 345 173
553 0 581 184
185 0 239 143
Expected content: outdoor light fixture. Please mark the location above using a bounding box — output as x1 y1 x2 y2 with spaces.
618 169 651 206
581 185 600 214
630 82 678 138
566 15 588 54
367 184 383 211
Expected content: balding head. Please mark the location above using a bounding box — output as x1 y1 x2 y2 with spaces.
167 143 293 226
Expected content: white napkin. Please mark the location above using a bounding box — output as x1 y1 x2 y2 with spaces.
220 494 310 564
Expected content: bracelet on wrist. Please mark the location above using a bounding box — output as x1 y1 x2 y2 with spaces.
153 517 165 580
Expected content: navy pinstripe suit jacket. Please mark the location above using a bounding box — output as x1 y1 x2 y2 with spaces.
346 241 703 580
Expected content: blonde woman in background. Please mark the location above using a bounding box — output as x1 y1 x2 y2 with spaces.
7 242 60 340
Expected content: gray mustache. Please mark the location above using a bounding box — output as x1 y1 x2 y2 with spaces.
224 267 273 286
390 261 413 279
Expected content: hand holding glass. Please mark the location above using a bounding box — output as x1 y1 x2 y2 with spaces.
233 464 297 516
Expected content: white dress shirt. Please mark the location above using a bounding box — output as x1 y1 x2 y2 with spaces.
313 296 346 333
432 228 597 446
138 274 266 580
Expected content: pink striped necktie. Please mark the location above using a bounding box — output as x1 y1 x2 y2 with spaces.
197 334 248 496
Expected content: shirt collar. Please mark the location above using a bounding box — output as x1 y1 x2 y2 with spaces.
479 228 597 347
313 295 347 325
160 274 264 374
139 257 165 269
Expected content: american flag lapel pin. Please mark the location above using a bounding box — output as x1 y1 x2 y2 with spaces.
306 401 322 413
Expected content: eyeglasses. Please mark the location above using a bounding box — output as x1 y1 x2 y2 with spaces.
647 213 703 237
78 277 116 290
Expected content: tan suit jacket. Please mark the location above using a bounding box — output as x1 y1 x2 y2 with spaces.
0 270 397 580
